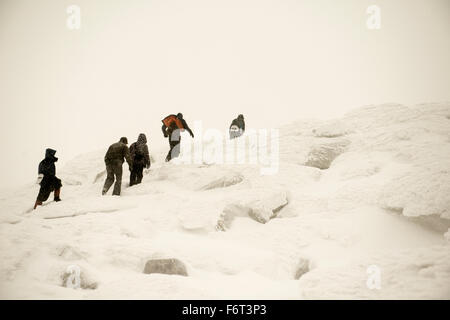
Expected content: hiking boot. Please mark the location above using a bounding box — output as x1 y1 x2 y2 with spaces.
54 188 61 202
34 200 43 210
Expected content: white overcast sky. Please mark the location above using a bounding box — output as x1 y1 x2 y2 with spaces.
1 0 449 188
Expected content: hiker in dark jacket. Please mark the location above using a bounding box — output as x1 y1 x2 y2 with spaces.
129 133 151 186
34 148 62 209
102 137 132 196
229 114 245 139
161 113 194 162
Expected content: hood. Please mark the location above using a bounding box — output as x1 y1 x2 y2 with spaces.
137 133 147 144
45 148 58 162
119 137 128 144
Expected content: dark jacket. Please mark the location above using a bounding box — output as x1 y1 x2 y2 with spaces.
39 148 58 177
130 134 151 168
230 116 245 131
105 138 132 166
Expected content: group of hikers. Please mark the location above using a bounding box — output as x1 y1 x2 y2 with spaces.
33 113 246 209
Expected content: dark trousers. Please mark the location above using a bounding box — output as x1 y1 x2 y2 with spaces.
130 162 144 186
37 176 62 202
166 140 181 162
103 161 123 195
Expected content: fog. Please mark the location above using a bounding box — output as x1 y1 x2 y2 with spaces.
1 0 449 189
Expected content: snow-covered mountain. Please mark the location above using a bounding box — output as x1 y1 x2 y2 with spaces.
0 103 449 299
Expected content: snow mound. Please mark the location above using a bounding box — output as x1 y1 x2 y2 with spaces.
304 138 351 169
217 189 289 229
34 197 137 220
176 199 224 232
59 150 106 185
379 168 450 219
350 104 450 224
199 172 244 190
299 245 450 299
1 102 450 299
154 164 246 192
312 120 351 138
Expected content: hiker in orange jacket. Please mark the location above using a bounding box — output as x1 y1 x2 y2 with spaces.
161 113 194 162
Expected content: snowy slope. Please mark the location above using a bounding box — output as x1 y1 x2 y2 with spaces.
0 103 449 299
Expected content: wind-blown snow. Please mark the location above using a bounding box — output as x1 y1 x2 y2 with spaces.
0 103 449 299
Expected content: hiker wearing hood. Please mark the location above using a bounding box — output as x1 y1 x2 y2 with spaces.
129 133 151 186
34 148 62 209
102 137 132 196
229 114 245 139
161 113 194 162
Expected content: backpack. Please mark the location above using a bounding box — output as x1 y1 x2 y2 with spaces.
162 114 184 130
131 143 144 162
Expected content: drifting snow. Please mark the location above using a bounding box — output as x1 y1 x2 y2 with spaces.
0 103 449 299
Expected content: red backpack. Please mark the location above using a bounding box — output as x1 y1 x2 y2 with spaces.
162 114 184 130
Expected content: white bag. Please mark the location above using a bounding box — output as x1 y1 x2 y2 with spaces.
36 174 43 184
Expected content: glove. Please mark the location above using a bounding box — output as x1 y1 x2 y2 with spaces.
164 132 168 138
36 174 43 184
190 133 194 138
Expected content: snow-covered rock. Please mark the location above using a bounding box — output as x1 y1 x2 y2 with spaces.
143 259 188 276
379 161 450 221
61 266 98 290
294 258 310 280
217 189 289 230
304 138 351 169
199 172 244 190
298 245 450 299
